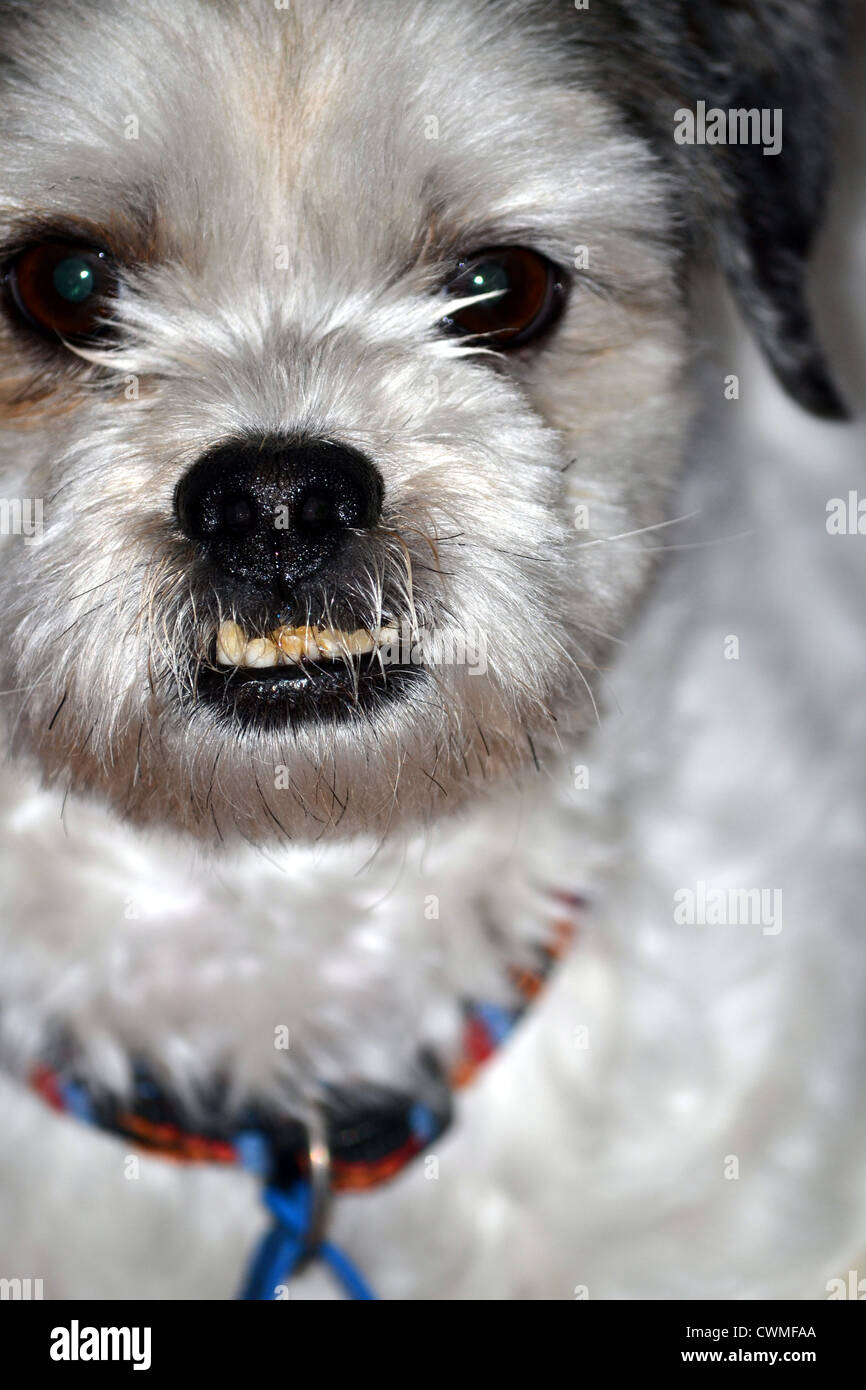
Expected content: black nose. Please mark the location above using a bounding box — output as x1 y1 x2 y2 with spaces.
174 436 383 591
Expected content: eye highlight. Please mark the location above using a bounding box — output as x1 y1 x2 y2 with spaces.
440 246 566 348
4 242 117 343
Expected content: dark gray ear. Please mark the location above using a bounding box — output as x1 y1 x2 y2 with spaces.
561 0 850 418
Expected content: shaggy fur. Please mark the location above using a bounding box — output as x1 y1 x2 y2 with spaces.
0 0 863 1299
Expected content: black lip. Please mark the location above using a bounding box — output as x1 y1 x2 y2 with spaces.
195 654 424 731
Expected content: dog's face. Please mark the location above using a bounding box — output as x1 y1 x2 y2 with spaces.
0 0 843 843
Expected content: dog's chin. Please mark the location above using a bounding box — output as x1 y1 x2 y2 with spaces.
11 650 575 847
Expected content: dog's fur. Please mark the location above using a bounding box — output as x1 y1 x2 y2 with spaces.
0 0 863 1299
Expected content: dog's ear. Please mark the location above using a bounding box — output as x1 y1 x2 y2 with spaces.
556 0 850 418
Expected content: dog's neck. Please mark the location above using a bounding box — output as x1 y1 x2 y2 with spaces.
0 760 587 1112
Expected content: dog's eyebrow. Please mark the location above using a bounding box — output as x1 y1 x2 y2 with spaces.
0 198 162 266
400 200 604 292
402 204 538 276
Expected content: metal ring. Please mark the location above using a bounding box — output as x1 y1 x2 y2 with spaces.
304 1110 333 1252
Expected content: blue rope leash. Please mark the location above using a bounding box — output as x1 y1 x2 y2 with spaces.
238 1181 377 1301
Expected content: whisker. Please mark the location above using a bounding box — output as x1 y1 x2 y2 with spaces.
575 510 701 549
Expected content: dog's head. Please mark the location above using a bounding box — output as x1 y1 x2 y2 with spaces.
0 0 845 843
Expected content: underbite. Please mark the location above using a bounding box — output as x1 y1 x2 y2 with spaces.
214 620 401 670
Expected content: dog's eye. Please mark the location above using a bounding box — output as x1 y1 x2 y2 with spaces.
440 247 565 347
5 243 117 342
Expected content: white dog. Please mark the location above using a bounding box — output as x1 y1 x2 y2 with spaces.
0 0 863 1300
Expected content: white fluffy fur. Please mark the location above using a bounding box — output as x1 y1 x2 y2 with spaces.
0 0 863 1300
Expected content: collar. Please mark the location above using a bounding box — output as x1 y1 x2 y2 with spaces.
26 888 582 1297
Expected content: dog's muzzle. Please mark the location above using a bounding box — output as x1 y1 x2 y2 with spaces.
174 434 422 728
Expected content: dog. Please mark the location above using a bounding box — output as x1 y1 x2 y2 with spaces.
0 0 863 1300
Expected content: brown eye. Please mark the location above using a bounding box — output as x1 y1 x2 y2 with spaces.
440 246 565 347
5 242 116 342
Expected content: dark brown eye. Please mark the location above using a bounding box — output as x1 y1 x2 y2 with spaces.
5 242 116 342
440 246 565 348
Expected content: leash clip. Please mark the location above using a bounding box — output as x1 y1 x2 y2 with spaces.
303 1109 332 1252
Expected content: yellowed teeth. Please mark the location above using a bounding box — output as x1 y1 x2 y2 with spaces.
215 620 398 669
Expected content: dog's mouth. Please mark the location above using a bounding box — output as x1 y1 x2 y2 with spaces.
195 618 424 729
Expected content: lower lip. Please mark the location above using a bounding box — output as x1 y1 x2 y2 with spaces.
194 655 424 730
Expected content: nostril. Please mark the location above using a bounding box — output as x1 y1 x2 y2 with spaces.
220 494 257 536
289 450 382 533
297 491 338 530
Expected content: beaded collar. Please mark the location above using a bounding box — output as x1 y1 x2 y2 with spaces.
27 890 582 1298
